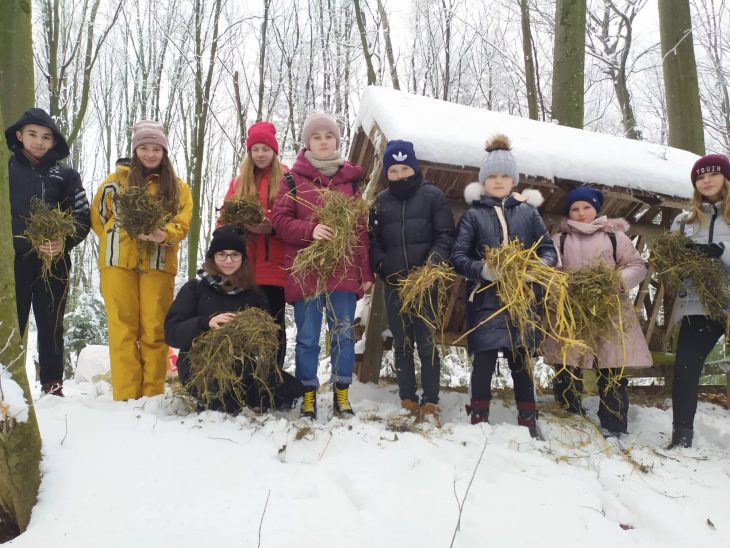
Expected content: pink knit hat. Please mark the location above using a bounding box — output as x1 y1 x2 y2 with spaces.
132 120 169 153
302 112 341 149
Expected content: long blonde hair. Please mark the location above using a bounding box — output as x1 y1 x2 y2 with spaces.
233 151 284 208
686 178 730 226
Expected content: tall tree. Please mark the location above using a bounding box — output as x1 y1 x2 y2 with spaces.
551 0 586 128
0 3 42 541
377 0 400 89
354 0 377 85
519 0 539 120
659 0 705 154
255 0 272 122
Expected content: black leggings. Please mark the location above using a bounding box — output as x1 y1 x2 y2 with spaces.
471 349 534 403
672 315 725 429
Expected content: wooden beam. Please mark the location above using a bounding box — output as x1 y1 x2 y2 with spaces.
360 279 388 383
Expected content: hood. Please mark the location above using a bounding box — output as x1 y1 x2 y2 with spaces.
464 182 544 208
560 216 630 235
290 148 362 186
5 108 70 162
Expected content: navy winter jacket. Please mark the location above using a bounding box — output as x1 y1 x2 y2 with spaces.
451 191 557 354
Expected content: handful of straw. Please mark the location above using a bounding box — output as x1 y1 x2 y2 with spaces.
22 197 76 279
396 262 456 331
218 196 265 230
113 185 171 237
185 307 281 412
652 231 730 320
291 188 371 298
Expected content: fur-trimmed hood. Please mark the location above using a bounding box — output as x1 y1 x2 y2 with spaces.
560 216 630 235
464 181 544 208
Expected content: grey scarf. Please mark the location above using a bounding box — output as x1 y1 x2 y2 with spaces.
305 150 344 177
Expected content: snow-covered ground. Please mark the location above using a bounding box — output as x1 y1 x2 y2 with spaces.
9 355 730 547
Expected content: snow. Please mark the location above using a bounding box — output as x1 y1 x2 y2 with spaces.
73 345 111 384
355 86 699 199
0 366 29 424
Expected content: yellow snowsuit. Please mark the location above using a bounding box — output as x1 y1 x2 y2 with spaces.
91 165 192 400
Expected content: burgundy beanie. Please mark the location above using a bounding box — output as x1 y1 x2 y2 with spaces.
132 120 169 153
691 154 730 186
246 122 279 154
302 113 341 149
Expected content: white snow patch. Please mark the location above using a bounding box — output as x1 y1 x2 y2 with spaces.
0 365 29 423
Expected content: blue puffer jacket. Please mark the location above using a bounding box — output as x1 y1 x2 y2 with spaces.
451 186 557 354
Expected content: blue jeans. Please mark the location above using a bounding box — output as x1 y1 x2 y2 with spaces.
293 291 357 387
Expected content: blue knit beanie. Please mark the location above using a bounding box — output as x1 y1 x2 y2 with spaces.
383 140 419 176
564 187 604 215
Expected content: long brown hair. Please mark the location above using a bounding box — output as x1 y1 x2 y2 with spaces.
203 256 254 291
686 178 730 226
233 150 284 207
127 151 180 214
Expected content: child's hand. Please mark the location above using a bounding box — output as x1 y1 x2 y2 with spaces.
312 224 334 240
138 229 166 244
245 218 273 234
481 263 499 282
209 312 236 329
38 238 63 257
362 281 373 293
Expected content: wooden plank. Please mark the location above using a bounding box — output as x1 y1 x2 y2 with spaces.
360 279 387 384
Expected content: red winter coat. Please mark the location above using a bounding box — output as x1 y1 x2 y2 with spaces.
271 150 373 304
222 165 289 287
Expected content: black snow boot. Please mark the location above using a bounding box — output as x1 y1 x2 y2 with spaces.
667 426 693 449
517 401 539 439
333 383 355 417
299 388 317 420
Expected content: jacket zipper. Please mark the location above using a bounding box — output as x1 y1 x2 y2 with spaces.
401 199 410 271
709 203 718 243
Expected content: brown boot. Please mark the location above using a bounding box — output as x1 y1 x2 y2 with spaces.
42 381 64 397
465 400 489 424
420 402 441 426
400 399 420 418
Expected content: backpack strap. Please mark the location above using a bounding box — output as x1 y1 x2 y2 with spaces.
560 232 617 263
283 172 296 196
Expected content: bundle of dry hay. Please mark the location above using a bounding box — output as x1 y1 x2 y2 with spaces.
218 196 265 229
396 262 457 331
291 188 371 298
652 231 730 320
113 185 171 237
185 307 280 412
22 197 76 279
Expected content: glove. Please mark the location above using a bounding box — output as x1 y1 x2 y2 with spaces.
687 242 725 258
481 263 499 282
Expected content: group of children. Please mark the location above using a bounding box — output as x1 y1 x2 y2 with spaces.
7 105 730 449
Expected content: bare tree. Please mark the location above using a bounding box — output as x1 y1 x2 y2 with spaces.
552 0 587 128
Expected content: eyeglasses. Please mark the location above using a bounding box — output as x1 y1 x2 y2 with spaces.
214 251 243 262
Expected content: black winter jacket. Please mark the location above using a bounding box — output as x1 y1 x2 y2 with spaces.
164 277 269 385
451 192 557 354
369 174 455 281
6 108 90 255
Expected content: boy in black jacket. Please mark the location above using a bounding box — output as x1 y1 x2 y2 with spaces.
369 140 454 421
5 108 90 396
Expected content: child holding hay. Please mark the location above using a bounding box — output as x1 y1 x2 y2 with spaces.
541 187 651 437
6 108 90 396
91 121 192 401
164 226 303 413
368 140 454 420
272 112 374 420
666 154 730 448
219 122 289 370
451 134 556 437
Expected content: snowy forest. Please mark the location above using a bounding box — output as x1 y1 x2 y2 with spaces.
1 0 730 546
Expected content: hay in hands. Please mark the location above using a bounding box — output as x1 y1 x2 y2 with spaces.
218 196 265 229
21 197 76 279
291 188 371 298
113 185 171 237
396 262 457 331
185 307 281 412
652 231 730 320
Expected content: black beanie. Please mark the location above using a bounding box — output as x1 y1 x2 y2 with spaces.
206 225 247 258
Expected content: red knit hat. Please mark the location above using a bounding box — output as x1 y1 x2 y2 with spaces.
691 154 730 186
246 122 279 154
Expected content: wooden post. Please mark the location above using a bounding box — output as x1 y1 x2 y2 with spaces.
360 278 387 383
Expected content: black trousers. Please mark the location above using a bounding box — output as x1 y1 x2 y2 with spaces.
471 349 534 403
673 315 725 429
14 253 70 384
260 285 287 370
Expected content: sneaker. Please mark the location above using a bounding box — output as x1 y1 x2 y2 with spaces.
420 402 441 425
400 399 420 418
41 381 64 397
299 388 317 420
465 399 490 424
333 383 355 417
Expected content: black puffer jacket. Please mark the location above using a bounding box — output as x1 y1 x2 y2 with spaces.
451 189 557 354
6 108 90 255
369 173 455 281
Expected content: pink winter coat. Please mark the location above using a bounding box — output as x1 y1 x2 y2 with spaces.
541 216 652 369
271 150 373 304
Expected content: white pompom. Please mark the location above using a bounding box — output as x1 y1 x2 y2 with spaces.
464 182 484 204
520 188 544 208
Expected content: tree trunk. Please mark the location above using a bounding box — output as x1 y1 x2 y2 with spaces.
377 0 400 90
256 0 271 122
519 0 539 120
0 1 35 122
353 0 377 85
551 0 586 128
659 0 705 154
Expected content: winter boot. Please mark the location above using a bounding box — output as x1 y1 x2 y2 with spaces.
465 400 490 425
42 381 64 397
333 383 355 417
420 402 441 426
400 399 420 418
299 388 317 420
517 401 539 439
667 426 693 449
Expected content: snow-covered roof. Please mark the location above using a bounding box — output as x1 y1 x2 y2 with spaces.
355 86 698 200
